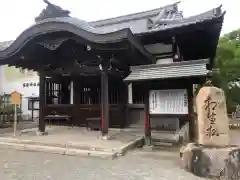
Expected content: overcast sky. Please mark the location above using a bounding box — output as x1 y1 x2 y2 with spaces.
0 0 238 41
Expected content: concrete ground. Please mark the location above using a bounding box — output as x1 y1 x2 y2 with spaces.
0 126 144 158
0 121 37 134
0 148 205 180
230 129 240 146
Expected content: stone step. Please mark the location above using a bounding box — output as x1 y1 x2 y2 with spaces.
0 136 144 158
229 123 240 128
0 137 115 152
128 124 144 129
151 139 180 148
0 141 117 159
142 145 180 156
150 130 180 148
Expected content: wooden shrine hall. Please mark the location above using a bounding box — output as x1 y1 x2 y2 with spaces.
0 0 224 140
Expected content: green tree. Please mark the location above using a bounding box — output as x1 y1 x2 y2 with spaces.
212 29 240 112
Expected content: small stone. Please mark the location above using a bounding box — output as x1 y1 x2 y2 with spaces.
36 131 48 136
101 135 110 140
180 143 201 172
142 145 153 152
220 148 240 180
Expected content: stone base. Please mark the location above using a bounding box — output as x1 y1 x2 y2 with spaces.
100 135 111 140
144 136 151 146
198 134 230 147
36 131 48 136
180 143 240 179
142 145 154 151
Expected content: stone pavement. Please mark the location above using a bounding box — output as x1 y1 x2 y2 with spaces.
0 148 205 180
0 126 144 159
0 121 37 134
230 129 240 146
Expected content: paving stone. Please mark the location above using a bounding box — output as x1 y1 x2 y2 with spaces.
0 148 204 180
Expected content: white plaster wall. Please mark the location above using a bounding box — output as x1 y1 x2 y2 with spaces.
0 70 39 117
0 66 4 93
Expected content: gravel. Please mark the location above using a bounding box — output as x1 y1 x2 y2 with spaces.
0 148 206 180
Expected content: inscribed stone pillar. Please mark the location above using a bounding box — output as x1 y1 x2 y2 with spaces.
196 86 230 147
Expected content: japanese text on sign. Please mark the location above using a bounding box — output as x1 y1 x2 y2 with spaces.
149 89 188 114
204 96 219 137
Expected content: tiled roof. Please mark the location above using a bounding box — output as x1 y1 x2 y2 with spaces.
0 41 13 51
124 59 210 82
142 5 224 34
0 4 224 51
90 3 180 27
0 17 153 62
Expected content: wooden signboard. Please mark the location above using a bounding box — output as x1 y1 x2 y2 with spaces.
10 91 22 105
10 91 22 136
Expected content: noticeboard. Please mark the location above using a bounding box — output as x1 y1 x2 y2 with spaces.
149 89 188 114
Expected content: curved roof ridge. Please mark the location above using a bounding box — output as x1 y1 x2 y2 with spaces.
147 5 223 30
143 5 225 33
90 2 181 27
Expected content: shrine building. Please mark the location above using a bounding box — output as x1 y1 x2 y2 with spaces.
0 1 225 143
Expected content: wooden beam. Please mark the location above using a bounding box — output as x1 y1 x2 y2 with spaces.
144 89 151 145
52 64 127 77
187 83 194 141
39 72 46 133
101 70 109 136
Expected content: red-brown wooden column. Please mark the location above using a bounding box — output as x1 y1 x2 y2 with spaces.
187 83 194 141
101 70 109 136
39 72 46 133
144 89 151 145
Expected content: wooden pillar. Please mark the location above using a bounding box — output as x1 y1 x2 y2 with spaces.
39 73 46 133
31 99 34 121
124 83 129 128
187 83 194 141
73 78 77 104
144 89 151 145
70 80 74 104
50 80 53 104
101 70 109 136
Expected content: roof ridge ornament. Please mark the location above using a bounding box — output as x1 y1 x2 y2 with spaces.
214 5 222 16
35 0 71 22
147 1 183 29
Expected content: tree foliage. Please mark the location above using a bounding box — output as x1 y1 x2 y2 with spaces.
212 28 240 111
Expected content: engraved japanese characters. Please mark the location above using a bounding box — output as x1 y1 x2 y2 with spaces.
196 86 230 146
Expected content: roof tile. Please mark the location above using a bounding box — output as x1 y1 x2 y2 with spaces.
124 59 210 82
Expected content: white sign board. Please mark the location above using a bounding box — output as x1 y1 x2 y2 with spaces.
149 89 188 114
33 101 39 110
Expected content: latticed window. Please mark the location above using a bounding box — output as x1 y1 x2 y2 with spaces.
46 80 62 105
0 94 11 108
132 84 145 104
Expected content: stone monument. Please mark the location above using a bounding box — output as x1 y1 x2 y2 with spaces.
180 86 240 180
196 86 230 146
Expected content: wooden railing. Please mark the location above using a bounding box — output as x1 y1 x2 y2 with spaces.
44 104 126 128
